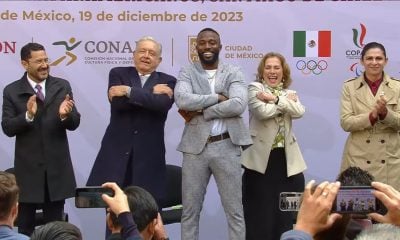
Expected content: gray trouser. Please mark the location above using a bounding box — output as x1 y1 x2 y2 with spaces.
181 138 245 240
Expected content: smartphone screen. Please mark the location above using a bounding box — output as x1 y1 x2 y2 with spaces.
75 187 114 208
332 186 380 214
279 192 302 211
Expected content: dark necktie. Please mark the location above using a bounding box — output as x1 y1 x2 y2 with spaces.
35 84 45 101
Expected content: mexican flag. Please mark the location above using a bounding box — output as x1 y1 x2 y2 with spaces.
293 31 331 57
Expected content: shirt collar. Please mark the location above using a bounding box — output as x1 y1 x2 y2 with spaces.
26 74 46 91
364 73 383 87
138 72 151 78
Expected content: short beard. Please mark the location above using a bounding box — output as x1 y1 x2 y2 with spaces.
198 51 220 66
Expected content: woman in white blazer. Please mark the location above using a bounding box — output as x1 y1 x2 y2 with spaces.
242 52 307 240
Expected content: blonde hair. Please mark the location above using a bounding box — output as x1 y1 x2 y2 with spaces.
256 52 292 89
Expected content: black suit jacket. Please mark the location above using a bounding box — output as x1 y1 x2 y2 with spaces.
87 67 176 203
1 72 80 203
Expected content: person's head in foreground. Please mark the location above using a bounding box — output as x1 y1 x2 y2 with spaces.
354 223 400 240
281 180 400 240
124 186 159 240
314 167 375 240
0 171 19 227
30 221 82 240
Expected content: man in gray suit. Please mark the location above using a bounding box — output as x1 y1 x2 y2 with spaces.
174 28 252 240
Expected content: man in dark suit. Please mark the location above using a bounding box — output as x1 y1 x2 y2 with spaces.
87 36 176 206
1 42 80 236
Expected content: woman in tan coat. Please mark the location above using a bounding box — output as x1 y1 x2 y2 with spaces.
340 42 400 190
242 52 307 240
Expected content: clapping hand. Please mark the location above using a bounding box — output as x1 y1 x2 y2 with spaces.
371 94 387 120
59 94 75 119
26 95 38 119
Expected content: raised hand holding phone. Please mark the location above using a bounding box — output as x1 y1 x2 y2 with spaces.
75 186 114 208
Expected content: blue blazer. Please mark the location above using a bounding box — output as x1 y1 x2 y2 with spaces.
87 66 176 203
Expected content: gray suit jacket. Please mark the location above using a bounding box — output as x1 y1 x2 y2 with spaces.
174 61 252 154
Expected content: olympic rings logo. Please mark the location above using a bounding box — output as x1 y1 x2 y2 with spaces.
296 60 328 75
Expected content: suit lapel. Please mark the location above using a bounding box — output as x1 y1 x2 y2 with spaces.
130 68 142 88
194 62 212 94
214 64 224 94
354 78 376 109
142 72 158 89
354 74 396 108
379 76 396 103
17 74 36 97
44 76 62 107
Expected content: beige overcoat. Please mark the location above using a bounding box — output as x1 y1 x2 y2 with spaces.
242 82 307 177
340 73 400 190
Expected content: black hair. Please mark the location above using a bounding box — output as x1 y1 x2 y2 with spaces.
30 221 82 240
124 186 158 232
197 28 220 37
361 42 386 60
336 167 374 186
20 42 45 61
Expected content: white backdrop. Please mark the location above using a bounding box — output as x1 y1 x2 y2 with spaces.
1 1 400 239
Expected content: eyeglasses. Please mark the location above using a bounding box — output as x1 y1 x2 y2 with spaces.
137 49 158 58
29 58 49 65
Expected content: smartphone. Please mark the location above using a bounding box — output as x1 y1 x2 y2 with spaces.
279 192 302 211
332 186 381 214
75 187 114 208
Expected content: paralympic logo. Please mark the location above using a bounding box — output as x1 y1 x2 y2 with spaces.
350 62 363 77
352 23 366 49
296 59 328 75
